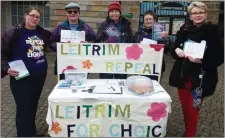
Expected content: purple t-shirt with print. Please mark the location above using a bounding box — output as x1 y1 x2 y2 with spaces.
12 28 47 75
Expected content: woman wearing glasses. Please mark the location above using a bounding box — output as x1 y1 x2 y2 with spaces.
1 7 51 137
50 2 96 78
169 2 224 137
134 10 169 81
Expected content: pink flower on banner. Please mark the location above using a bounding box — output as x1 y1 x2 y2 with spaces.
149 44 165 52
62 66 77 73
126 44 143 60
147 102 167 122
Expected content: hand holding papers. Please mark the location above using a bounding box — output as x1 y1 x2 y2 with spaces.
8 60 30 80
175 48 186 58
184 40 206 59
60 30 85 43
152 23 166 41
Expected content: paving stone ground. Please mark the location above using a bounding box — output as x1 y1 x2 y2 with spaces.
1 53 224 137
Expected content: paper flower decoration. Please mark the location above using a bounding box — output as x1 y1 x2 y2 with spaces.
147 102 167 122
62 66 77 73
126 44 143 60
149 44 164 52
82 60 93 69
51 121 62 135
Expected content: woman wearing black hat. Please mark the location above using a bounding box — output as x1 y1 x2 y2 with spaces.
96 2 134 79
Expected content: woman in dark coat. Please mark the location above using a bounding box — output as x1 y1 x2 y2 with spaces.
134 10 169 81
96 2 133 79
169 2 224 137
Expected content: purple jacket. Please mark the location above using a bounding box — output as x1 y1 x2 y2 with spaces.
96 16 134 43
50 19 96 52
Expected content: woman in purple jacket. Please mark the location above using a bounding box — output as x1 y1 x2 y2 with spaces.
1 7 51 137
96 2 134 79
50 2 96 78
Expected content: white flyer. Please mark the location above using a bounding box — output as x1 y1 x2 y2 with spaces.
141 38 158 44
8 60 30 80
183 40 206 59
60 30 85 43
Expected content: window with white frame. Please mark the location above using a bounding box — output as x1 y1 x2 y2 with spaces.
11 1 50 29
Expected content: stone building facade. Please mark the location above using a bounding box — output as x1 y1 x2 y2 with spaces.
49 1 222 33
1 1 223 34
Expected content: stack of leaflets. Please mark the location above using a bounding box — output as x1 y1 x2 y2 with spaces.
8 60 30 80
60 30 85 43
183 40 206 58
57 80 72 89
64 70 87 88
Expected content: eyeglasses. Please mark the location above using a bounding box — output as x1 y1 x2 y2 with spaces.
190 11 206 15
67 10 79 14
144 18 154 21
28 14 40 19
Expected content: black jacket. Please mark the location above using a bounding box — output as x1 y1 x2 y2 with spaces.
134 27 169 73
1 23 51 78
96 16 134 43
169 22 224 97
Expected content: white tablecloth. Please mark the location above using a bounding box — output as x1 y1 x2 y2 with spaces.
46 79 172 137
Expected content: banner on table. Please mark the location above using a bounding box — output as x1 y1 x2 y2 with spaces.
57 43 164 77
47 100 170 137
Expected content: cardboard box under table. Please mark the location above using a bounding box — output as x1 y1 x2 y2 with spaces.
46 79 172 137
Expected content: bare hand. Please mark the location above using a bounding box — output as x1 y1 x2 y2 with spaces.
66 40 71 43
80 41 87 43
175 48 186 58
7 68 19 77
161 31 168 38
188 56 202 64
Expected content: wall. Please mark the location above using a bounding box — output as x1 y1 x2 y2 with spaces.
49 1 108 33
49 1 140 33
49 1 221 33
1 1 11 33
203 1 221 24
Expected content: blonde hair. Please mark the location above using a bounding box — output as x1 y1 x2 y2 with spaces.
187 2 208 14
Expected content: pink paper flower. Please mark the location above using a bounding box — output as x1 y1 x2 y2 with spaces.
126 44 143 60
147 102 167 122
62 66 77 73
149 44 165 52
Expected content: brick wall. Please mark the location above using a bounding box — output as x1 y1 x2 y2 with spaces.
49 1 140 33
49 1 109 33
121 1 140 33
203 1 221 24
49 1 221 33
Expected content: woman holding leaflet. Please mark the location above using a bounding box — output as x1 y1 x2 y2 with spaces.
169 2 224 137
1 7 51 137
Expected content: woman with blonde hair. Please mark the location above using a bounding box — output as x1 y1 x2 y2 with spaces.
169 2 224 137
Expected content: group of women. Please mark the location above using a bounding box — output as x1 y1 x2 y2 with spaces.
1 1 223 137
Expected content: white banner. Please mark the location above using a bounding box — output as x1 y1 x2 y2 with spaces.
48 100 170 137
57 43 164 78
